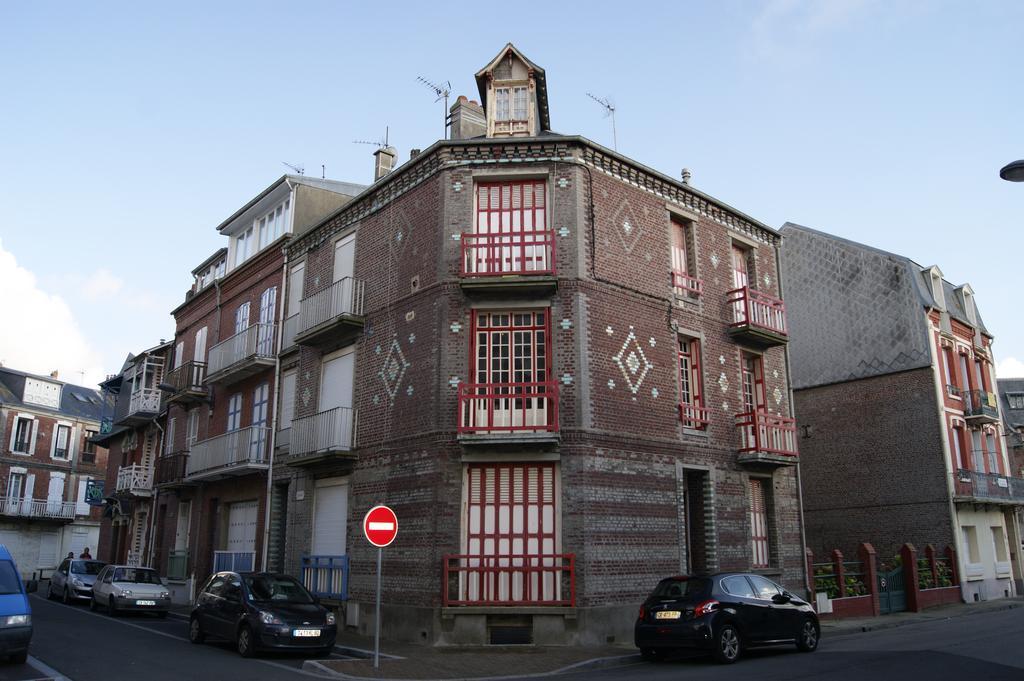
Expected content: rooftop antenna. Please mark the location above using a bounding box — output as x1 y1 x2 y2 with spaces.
417 76 452 139
282 161 305 175
353 126 390 149
586 92 618 151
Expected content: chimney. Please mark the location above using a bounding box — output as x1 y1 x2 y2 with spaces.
449 96 486 140
681 168 692 185
409 148 421 160
50 370 59 378
373 146 397 181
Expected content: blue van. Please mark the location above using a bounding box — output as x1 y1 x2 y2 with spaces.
0 545 37 664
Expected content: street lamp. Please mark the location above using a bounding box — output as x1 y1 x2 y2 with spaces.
1000 160 1024 182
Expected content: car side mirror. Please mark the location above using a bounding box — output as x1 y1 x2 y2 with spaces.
771 592 791 604
25 580 38 593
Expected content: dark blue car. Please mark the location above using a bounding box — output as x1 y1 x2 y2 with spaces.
634 573 819 664
189 572 337 658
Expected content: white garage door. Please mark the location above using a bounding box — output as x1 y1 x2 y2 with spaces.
227 501 258 553
312 480 348 556
0 531 30 578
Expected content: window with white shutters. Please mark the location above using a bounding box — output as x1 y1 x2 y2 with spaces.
750 479 770 569
462 463 559 603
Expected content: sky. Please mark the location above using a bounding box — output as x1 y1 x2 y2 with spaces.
1 0 1022 388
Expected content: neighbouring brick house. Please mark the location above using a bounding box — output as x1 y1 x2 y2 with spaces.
781 223 1024 603
95 343 171 567
145 174 362 603
0 366 108 577
271 44 804 646
997 377 1024 593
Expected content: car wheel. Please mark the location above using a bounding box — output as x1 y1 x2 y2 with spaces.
189 617 206 644
796 618 819 652
108 597 119 617
713 624 741 664
62 587 71 605
9 650 27 664
236 624 256 658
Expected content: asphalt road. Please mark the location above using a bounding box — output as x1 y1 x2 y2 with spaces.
555 607 1024 681
1 593 355 681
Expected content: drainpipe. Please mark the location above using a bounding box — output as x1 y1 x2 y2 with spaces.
146 418 164 568
776 237 813 599
260 186 293 572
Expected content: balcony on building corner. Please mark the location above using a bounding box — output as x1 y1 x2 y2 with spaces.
458 228 557 295
457 381 559 445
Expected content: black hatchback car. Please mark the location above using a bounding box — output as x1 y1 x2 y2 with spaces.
634 573 819 664
189 572 337 658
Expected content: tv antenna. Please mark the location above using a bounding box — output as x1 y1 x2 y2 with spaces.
586 92 617 151
353 126 390 149
282 161 305 175
417 76 451 139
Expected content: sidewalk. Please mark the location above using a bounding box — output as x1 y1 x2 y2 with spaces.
819 595 1024 637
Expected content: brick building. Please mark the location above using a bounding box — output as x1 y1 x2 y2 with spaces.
781 222 1024 602
94 343 171 567
144 174 363 603
997 377 1024 593
270 44 805 646
0 366 108 577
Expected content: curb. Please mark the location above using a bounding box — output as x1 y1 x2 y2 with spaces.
822 600 1023 638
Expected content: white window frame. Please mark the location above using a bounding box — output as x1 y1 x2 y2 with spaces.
51 421 74 460
9 413 37 456
279 369 297 431
227 394 243 432
194 326 208 364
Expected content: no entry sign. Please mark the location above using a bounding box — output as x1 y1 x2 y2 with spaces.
363 505 398 547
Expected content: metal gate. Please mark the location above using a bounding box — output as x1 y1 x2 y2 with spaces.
878 566 906 614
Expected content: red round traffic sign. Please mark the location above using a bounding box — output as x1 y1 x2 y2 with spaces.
363 505 398 547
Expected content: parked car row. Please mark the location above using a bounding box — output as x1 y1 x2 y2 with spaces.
634 572 820 664
46 562 337 659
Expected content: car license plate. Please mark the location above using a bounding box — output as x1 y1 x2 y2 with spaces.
136 600 156 606
655 610 681 620
293 628 320 637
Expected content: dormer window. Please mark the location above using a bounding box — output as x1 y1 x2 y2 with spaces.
926 266 945 310
1008 393 1024 410
476 44 550 139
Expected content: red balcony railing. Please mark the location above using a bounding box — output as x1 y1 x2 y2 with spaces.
443 554 576 607
457 381 559 433
727 286 788 337
671 271 703 297
736 410 798 457
680 403 709 430
460 230 555 277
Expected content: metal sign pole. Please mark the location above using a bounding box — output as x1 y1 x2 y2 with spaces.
374 546 382 669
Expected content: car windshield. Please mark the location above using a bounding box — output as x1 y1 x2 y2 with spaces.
651 577 712 600
0 561 21 596
112 568 161 584
71 561 104 576
244 575 314 604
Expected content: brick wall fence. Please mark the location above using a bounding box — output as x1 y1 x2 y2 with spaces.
806 541 961 618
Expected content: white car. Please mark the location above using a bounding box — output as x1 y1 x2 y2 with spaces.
90 565 170 617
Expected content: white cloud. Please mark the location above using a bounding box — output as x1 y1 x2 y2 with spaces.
0 239 106 387
82 268 123 302
997 357 1024 379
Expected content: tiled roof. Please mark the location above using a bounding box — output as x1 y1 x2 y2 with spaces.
0 367 109 421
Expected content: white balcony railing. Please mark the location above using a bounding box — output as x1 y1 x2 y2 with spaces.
186 425 270 479
207 323 275 377
116 464 153 495
291 408 355 458
297 278 365 336
128 388 161 416
0 497 77 520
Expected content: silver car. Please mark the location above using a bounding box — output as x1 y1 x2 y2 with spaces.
90 565 171 617
48 558 106 604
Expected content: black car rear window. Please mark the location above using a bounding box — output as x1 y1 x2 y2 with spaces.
650 577 711 600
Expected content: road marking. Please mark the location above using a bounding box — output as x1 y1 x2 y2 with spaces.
27 654 73 681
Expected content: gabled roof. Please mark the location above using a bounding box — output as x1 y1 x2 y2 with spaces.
0 366 109 422
475 43 551 132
